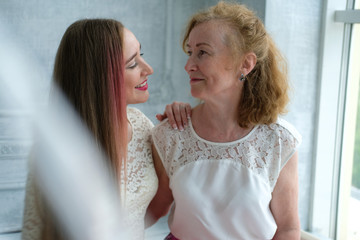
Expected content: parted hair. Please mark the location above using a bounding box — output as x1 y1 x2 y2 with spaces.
182 1 289 127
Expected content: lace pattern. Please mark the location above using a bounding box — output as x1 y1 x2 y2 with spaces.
153 118 301 191
122 107 158 239
22 107 158 240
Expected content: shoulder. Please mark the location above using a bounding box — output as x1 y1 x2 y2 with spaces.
264 118 302 147
277 118 302 146
127 106 145 118
127 107 154 128
152 119 187 150
276 118 302 140
258 118 301 187
152 119 174 139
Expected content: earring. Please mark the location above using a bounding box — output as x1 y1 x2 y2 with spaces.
239 73 245 81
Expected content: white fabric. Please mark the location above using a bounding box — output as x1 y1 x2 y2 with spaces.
122 107 158 239
152 118 301 240
22 107 158 240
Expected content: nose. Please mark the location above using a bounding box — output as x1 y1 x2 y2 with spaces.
184 56 197 73
141 59 153 76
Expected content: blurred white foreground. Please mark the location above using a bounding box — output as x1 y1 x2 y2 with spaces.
0 21 130 240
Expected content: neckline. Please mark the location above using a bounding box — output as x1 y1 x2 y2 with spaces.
188 118 258 145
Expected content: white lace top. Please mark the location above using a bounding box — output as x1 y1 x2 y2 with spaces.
152 118 301 240
22 107 158 240
122 107 158 239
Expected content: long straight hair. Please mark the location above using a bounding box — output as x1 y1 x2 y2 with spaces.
52 19 128 183
42 18 128 239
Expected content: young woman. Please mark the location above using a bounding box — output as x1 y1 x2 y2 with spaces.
22 19 185 240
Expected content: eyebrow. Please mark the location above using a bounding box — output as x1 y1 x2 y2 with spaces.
186 42 211 48
125 44 142 64
126 53 137 64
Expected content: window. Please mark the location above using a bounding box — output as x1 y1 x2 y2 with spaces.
310 0 360 239
337 0 360 239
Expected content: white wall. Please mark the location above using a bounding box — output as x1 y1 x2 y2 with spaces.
0 0 320 238
266 0 323 229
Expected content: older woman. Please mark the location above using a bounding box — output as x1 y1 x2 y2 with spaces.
147 2 301 240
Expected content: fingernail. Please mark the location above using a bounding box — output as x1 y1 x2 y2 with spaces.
172 124 178 130
187 115 191 119
179 126 184 131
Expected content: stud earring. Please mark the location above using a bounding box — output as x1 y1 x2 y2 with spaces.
239 73 245 81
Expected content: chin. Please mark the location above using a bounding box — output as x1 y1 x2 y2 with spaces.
139 96 149 103
140 93 149 103
127 95 149 105
190 89 203 99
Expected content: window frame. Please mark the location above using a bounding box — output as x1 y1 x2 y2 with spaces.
310 0 360 239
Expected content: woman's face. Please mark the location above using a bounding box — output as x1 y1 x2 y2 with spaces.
123 28 153 105
184 21 241 101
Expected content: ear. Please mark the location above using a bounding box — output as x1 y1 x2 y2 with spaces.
240 52 257 76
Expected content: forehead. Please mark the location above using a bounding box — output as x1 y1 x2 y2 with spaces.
187 20 228 47
123 28 140 58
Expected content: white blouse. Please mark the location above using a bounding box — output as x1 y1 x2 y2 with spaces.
123 107 158 239
152 118 301 240
22 107 158 240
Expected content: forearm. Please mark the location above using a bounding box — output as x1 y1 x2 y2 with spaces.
144 209 158 228
145 203 160 228
146 144 173 228
145 199 171 228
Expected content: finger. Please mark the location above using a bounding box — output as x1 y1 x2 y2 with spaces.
172 102 184 131
179 104 188 127
185 103 192 119
165 104 178 130
156 113 166 122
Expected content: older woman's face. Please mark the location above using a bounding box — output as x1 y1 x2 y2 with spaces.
123 28 153 105
184 20 241 101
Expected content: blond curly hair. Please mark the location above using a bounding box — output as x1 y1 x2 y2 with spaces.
182 1 289 127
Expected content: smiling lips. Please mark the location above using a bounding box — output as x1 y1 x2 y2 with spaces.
135 80 148 90
190 78 204 85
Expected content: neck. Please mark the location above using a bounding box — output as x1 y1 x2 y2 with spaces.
198 85 242 123
191 102 253 142
194 101 239 129
127 120 132 143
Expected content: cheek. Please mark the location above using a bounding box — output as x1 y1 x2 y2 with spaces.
124 71 140 88
124 74 134 91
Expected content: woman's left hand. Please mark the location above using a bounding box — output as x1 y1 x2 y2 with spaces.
156 102 192 131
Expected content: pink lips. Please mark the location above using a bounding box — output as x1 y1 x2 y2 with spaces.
135 80 148 91
189 78 204 85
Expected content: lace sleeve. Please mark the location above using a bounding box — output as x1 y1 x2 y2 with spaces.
276 118 302 169
127 107 153 125
21 168 44 240
152 119 175 176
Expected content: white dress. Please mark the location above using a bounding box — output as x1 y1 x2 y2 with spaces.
152 118 301 240
21 107 158 240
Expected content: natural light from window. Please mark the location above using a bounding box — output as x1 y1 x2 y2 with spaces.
343 0 360 239
348 17 360 240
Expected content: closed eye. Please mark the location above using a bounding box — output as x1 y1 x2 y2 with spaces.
127 52 145 69
127 62 138 69
198 50 207 57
